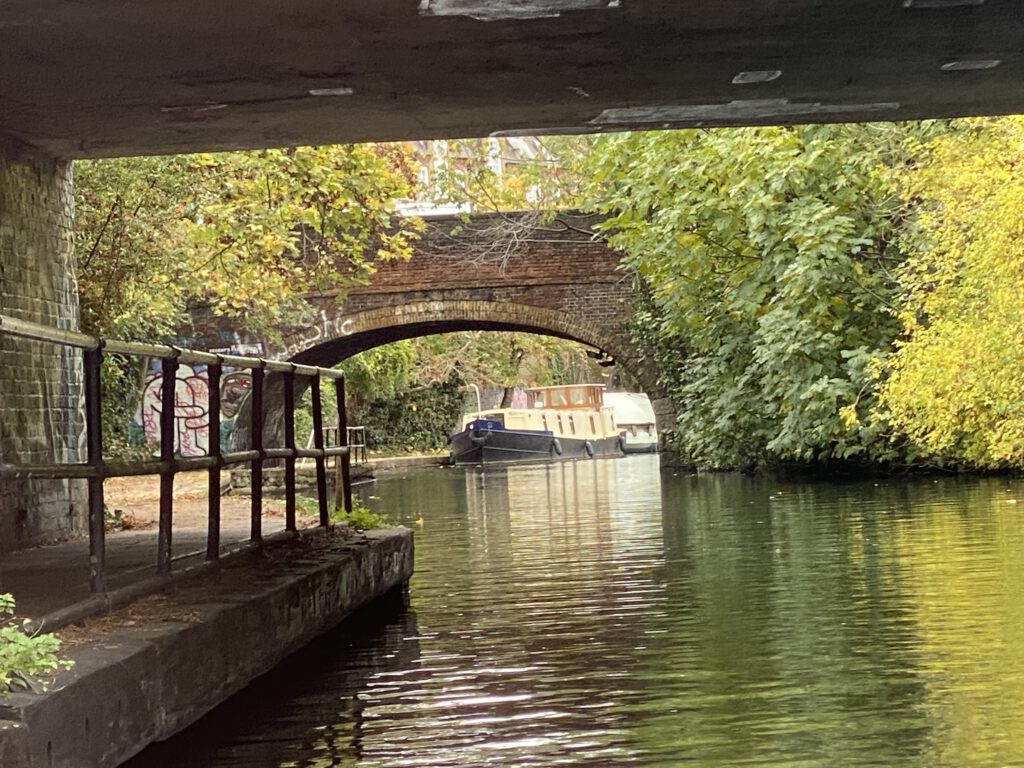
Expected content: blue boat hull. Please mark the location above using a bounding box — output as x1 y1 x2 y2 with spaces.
450 426 624 465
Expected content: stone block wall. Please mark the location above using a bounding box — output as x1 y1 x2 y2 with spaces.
0 140 84 552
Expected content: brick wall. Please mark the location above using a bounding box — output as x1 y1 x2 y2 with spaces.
0 141 84 552
346 214 623 295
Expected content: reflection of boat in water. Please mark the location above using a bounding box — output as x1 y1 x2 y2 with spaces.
450 384 625 465
602 392 659 454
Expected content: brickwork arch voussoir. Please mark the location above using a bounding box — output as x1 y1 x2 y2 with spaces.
294 300 629 367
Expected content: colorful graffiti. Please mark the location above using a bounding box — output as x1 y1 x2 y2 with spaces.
220 371 252 418
134 362 252 457
136 363 210 457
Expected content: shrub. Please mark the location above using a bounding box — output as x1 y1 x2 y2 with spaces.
0 594 73 695
331 499 390 531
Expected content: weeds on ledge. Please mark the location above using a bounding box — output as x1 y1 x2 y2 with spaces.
0 594 73 695
331 499 390 531
292 495 390 530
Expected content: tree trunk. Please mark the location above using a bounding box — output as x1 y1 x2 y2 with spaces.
499 386 515 408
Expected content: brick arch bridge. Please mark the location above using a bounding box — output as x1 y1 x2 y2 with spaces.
289 298 643 380
187 211 675 436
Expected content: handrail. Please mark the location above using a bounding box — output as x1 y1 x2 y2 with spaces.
299 431 366 465
0 313 353 594
318 426 368 466
0 314 344 378
347 426 369 465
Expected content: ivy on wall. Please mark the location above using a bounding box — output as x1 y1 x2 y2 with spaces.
353 374 466 454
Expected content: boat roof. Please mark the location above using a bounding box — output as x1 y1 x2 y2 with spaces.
529 384 605 391
603 392 656 425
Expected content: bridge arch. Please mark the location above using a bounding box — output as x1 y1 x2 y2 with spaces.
286 299 658 395
232 299 673 452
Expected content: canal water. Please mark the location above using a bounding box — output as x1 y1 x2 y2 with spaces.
127 456 1024 767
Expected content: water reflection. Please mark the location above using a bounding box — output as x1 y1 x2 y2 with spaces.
127 461 1024 767
354 457 668 766
125 590 420 767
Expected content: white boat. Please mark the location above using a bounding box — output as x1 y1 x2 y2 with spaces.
602 392 659 453
450 384 625 465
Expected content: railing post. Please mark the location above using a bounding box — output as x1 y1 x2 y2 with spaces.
157 353 179 575
83 344 107 593
310 373 329 527
283 366 297 532
250 363 265 542
206 359 222 561
334 377 352 516
354 427 367 464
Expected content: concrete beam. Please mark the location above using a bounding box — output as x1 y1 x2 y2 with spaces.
1 1 1020 158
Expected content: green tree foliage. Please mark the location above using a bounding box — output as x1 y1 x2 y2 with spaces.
876 118 1024 468
75 145 421 340
75 156 195 340
587 125 917 469
357 373 465 454
339 341 418 415
76 145 421 454
408 331 605 392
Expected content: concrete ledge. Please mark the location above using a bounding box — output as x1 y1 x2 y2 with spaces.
0 527 413 768
367 455 449 472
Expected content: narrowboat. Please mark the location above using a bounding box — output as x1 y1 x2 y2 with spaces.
602 392 659 453
450 384 625 465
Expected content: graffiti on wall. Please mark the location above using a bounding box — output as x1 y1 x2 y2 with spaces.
133 362 253 457
283 309 355 358
219 371 252 418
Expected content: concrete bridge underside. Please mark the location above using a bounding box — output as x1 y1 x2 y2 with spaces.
2 1 1022 158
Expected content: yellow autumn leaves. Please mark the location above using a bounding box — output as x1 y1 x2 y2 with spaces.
877 117 1024 466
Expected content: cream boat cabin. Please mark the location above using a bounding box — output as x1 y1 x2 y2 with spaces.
450 384 625 465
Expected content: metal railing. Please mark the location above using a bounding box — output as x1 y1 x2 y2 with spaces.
0 313 353 595
322 426 368 466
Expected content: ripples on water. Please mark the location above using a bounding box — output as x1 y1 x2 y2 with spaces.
128 457 1024 767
